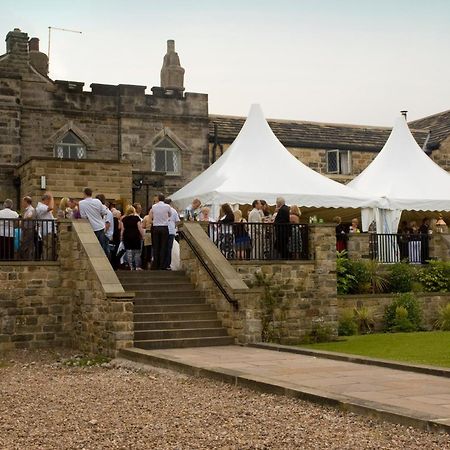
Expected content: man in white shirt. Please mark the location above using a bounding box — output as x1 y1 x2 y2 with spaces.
164 198 180 270
0 198 19 260
79 188 108 254
248 199 263 259
149 193 171 270
96 194 113 259
21 196 36 260
35 193 56 260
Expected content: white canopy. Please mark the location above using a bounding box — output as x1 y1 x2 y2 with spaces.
349 116 450 212
171 104 379 210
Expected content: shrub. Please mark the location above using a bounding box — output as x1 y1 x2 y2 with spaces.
306 318 334 343
354 306 375 334
338 309 358 336
435 303 450 331
364 260 389 294
383 293 422 332
336 251 356 295
388 263 416 293
348 261 371 294
418 261 450 292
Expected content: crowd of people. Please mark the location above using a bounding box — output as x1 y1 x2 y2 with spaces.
0 190 181 270
184 197 305 260
3 191 448 265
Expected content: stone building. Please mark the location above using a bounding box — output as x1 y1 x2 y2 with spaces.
0 28 209 211
1 26 450 211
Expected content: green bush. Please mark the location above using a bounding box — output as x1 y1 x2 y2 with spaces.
307 318 334 343
354 306 375 334
338 309 358 336
388 263 416 293
435 303 450 331
418 261 450 292
336 251 356 295
384 293 422 332
348 261 371 294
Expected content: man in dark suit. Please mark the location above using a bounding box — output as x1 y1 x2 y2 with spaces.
274 197 290 259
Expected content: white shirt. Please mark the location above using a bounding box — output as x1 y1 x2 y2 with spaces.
248 208 263 223
151 201 171 227
0 207 19 237
23 205 35 219
36 202 55 236
79 197 107 232
168 207 180 235
105 209 114 240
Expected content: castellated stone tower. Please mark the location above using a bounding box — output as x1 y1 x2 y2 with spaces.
160 40 185 93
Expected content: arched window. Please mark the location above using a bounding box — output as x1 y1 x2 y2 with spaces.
54 131 87 159
151 137 181 175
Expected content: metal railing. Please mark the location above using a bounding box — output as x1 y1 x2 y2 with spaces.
179 229 239 310
0 218 58 261
207 222 309 261
369 233 430 264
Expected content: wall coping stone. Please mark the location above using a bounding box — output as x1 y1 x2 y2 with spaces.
71 220 125 294
339 292 450 299
182 222 248 292
231 260 315 266
0 261 60 266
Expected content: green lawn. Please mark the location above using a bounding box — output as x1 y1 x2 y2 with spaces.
300 331 450 368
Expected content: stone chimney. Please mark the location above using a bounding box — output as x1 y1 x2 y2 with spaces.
160 40 185 93
28 37 49 76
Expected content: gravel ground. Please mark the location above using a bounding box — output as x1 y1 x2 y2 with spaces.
1 350 450 450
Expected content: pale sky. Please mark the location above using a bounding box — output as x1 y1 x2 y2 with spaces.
1 0 449 125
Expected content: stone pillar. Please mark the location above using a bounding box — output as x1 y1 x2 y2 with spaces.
308 224 338 335
347 233 371 259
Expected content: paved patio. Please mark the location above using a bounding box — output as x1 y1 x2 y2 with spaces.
122 345 450 432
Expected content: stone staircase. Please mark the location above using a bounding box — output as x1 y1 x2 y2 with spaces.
117 270 235 349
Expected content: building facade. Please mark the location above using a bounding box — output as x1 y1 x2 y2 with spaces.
1 27 450 211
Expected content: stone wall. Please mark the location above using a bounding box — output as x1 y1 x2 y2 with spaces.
180 222 262 344
232 224 338 344
17 158 133 205
347 233 371 260
181 222 338 345
0 262 71 351
338 293 450 331
0 219 134 356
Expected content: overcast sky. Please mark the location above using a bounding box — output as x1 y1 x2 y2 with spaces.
1 0 449 125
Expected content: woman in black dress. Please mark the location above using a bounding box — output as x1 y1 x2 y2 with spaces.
121 205 144 270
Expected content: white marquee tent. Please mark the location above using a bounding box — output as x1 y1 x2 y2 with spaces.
171 104 380 212
348 116 450 233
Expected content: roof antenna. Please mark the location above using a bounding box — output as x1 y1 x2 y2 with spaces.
400 110 408 120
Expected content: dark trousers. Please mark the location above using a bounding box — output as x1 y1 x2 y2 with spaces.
164 234 175 269
0 236 14 260
151 226 169 270
94 229 109 257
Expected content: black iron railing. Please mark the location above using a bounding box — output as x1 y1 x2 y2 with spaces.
369 233 430 264
0 218 58 261
207 222 309 261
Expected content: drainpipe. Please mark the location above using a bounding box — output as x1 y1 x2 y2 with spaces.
117 88 122 161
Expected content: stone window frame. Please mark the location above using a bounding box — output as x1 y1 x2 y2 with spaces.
47 122 95 159
145 128 189 177
326 149 352 175
54 131 87 160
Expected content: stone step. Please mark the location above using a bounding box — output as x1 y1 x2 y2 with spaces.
134 336 235 350
117 270 186 279
134 327 229 341
133 311 218 322
121 280 194 288
133 319 222 331
134 304 213 314
133 290 202 299
122 283 195 292
133 297 206 306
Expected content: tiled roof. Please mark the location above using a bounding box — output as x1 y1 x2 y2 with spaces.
409 110 450 148
209 115 429 152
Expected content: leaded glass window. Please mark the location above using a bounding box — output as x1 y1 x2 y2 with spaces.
151 137 181 175
54 131 87 160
